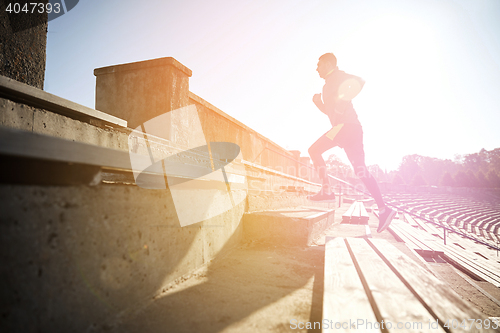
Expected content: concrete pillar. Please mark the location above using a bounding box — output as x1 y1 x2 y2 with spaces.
0 2 48 89
94 57 192 130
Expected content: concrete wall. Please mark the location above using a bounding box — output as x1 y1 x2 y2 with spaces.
94 57 301 179
0 1 48 89
0 56 321 331
191 92 300 176
0 184 245 332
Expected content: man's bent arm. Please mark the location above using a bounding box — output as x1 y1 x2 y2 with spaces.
313 93 328 114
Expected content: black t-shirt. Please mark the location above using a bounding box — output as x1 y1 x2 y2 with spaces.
322 70 362 127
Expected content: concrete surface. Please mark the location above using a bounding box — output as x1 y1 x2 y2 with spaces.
94 57 192 130
0 75 127 127
0 2 47 89
243 206 336 246
101 201 500 333
0 97 130 151
0 183 246 332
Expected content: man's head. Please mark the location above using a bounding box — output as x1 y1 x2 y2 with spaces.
316 53 337 79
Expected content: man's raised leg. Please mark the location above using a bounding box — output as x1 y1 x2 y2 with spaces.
349 155 395 232
307 134 336 201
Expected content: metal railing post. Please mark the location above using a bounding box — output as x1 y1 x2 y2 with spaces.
339 184 342 208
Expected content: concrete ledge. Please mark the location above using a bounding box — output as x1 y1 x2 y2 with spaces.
0 126 247 187
243 159 319 187
190 92 305 181
94 57 192 77
190 92 290 156
0 75 127 128
0 98 131 152
243 206 335 246
0 125 132 170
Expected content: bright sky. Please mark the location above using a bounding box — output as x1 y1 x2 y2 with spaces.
45 0 500 171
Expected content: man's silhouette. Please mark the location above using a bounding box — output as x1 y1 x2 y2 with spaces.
308 52 395 232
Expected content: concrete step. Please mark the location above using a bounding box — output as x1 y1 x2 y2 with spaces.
246 191 338 213
328 224 372 239
243 206 336 246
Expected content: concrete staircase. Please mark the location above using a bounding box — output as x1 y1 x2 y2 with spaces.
243 205 336 246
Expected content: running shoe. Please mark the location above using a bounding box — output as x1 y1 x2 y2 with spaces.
377 207 396 233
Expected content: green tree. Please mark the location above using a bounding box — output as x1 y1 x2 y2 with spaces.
454 170 469 187
392 173 405 185
486 170 500 188
466 170 479 187
487 148 500 173
463 149 488 174
440 171 455 187
368 164 387 182
399 154 422 184
411 173 427 186
476 170 487 188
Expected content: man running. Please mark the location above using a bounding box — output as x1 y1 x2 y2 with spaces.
308 52 395 232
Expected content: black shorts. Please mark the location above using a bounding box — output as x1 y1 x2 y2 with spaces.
314 123 365 167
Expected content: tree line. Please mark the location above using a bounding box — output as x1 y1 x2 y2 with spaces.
326 148 500 188
390 148 500 188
